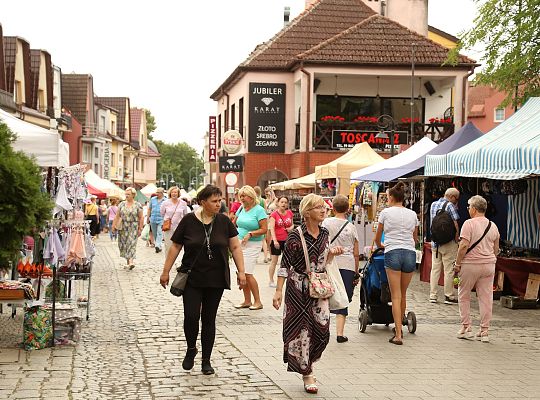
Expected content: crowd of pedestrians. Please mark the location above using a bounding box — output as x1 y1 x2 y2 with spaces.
96 180 500 394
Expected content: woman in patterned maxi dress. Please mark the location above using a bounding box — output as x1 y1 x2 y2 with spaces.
273 194 343 394
112 187 143 269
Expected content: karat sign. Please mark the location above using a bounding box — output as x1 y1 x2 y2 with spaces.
248 82 286 153
332 130 408 149
219 156 244 173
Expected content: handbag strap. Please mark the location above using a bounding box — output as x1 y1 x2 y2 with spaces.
466 221 492 254
297 226 312 273
330 220 349 244
169 200 180 218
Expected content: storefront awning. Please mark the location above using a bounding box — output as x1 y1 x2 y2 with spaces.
1 108 69 167
425 97 540 180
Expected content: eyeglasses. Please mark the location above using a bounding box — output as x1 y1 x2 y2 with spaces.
309 205 326 211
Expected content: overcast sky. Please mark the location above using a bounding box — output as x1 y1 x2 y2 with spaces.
1 0 479 153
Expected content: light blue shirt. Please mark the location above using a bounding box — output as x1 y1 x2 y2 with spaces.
149 196 165 224
236 205 267 241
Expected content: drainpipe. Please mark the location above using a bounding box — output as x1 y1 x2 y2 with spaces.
462 68 475 126
300 64 311 176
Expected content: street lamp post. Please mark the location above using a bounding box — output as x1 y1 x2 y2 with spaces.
376 114 396 157
160 173 175 190
410 42 416 145
188 165 199 190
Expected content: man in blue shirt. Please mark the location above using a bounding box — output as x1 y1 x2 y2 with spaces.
429 188 460 304
147 188 166 253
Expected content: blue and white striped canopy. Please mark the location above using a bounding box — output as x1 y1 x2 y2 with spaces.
425 97 540 180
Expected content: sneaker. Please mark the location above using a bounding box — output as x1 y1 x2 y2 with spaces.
269 282 277 288
429 298 437 303
444 296 458 304
457 327 474 339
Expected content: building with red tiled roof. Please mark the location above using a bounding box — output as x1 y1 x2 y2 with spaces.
467 84 515 133
129 107 160 188
208 0 478 194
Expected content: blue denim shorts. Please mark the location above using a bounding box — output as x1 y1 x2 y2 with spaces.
384 249 416 273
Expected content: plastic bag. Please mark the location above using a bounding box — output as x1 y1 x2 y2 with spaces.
327 260 349 311
141 224 150 241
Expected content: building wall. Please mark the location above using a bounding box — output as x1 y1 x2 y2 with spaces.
63 116 83 166
14 40 26 105
428 31 457 49
468 91 515 133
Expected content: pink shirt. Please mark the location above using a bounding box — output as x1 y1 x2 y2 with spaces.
108 206 118 221
460 217 500 264
270 210 294 241
160 199 188 232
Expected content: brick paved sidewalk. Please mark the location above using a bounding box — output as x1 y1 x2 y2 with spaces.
1 237 540 399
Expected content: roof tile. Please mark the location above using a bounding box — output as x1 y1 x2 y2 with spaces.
61 74 91 126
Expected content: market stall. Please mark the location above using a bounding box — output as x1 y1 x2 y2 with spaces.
0 108 69 168
423 98 540 299
84 170 125 199
268 173 316 224
315 142 384 196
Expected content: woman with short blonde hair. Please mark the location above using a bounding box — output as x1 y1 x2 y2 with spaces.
273 193 343 393
160 186 188 254
112 187 144 269
234 185 267 310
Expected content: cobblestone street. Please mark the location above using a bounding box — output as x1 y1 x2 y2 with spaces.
1 237 540 399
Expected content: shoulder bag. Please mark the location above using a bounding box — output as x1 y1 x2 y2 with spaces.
330 220 350 244
297 226 334 299
162 201 180 232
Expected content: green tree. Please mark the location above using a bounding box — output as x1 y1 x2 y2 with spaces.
448 0 540 107
0 122 53 266
154 140 204 190
145 109 157 141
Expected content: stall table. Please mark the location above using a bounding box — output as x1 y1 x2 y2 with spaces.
420 243 540 298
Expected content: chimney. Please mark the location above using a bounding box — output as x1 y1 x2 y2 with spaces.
284 6 291 26
305 0 318 9
361 0 428 37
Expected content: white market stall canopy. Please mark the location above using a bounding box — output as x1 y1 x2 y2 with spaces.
140 183 158 196
425 97 540 180
0 108 69 167
358 122 483 182
350 137 437 181
315 142 385 180
269 173 316 191
84 169 125 199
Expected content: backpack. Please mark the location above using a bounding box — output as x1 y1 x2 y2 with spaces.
431 201 456 246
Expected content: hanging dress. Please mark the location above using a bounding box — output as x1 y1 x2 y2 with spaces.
117 201 142 260
277 223 330 375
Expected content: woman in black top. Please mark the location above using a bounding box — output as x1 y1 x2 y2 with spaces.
160 185 246 375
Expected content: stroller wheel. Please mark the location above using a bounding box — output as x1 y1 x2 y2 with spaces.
358 310 368 333
406 311 417 334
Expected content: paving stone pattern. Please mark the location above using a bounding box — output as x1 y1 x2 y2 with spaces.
1 237 540 399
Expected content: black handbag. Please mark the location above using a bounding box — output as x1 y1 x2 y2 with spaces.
170 239 205 297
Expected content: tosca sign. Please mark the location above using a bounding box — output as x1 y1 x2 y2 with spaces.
248 82 286 153
331 130 408 149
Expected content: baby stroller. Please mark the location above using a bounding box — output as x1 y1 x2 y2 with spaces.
358 248 417 334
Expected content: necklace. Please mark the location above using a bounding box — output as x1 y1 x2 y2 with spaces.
201 214 215 260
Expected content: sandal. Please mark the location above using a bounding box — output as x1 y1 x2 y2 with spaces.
303 375 318 394
233 303 252 309
389 335 403 345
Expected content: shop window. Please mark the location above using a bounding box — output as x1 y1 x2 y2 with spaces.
82 144 92 163
316 95 424 124
494 108 505 122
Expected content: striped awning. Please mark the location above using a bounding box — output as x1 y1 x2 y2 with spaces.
425 97 540 180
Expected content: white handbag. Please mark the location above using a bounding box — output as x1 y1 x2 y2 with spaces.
327 259 349 311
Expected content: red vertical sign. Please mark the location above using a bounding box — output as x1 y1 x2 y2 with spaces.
208 116 217 162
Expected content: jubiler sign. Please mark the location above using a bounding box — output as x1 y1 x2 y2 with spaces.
248 82 286 153
332 130 408 149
